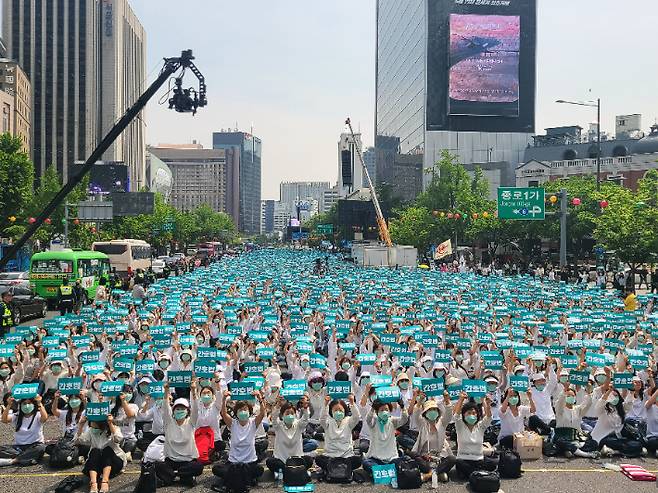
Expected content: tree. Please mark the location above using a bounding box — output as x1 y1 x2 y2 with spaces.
0 134 34 234
389 206 439 254
417 150 472 212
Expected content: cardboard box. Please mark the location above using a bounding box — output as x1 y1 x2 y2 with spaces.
513 432 543 460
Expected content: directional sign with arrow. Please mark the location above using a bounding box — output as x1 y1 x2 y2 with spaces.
497 187 545 220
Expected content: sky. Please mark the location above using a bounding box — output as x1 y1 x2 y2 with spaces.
130 0 658 200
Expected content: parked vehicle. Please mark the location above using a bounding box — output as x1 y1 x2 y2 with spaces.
152 259 166 275
0 271 30 288
0 285 48 324
92 239 152 277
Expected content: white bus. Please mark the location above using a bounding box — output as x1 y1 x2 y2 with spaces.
92 239 151 276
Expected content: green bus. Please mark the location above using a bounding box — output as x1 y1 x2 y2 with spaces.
29 250 111 304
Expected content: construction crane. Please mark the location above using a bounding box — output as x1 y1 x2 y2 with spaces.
344 118 393 247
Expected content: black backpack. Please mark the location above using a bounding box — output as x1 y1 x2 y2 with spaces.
395 458 422 490
48 438 79 469
133 461 157 493
284 456 310 487
498 449 522 479
325 457 353 484
54 475 84 493
469 470 501 493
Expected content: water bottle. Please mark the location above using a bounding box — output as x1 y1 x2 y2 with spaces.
391 477 398 489
431 471 438 489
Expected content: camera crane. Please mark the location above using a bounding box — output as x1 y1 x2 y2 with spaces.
344 117 392 248
0 50 208 269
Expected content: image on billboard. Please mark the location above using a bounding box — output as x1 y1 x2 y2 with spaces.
448 14 520 117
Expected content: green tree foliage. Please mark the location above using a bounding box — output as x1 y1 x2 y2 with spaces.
0 134 34 234
390 206 439 252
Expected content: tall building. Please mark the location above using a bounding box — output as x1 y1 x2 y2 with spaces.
0 58 30 154
3 0 146 188
273 201 291 233
260 200 275 235
375 0 537 189
149 145 239 225
99 0 147 190
322 188 339 214
213 131 262 234
337 132 364 197
279 181 330 217
362 147 376 187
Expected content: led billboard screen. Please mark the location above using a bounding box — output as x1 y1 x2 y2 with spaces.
448 14 520 117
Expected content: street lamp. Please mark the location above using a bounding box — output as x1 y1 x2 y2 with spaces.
556 98 601 190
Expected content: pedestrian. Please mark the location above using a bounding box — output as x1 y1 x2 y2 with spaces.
57 278 76 316
453 392 497 480
0 289 14 338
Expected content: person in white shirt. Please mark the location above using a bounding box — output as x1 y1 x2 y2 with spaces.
362 399 409 479
0 394 47 466
191 381 224 458
453 392 496 480
266 400 312 479
212 390 266 488
111 385 138 454
154 392 204 486
315 394 362 475
498 388 535 449
409 394 456 483
76 415 126 493
644 386 658 457
552 383 597 458
528 369 557 436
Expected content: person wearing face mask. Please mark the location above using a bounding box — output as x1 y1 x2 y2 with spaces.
153 390 204 487
581 368 610 432
0 355 24 401
266 399 312 480
76 415 126 493
51 390 86 438
306 374 327 442
357 384 378 454
497 388 535 450
552 382 597 458
394 373 417 450
453 392 496 480
212 390 265 489
409 394 456 483
191 379 224 459
136 390 166 453
362 399 409 480
528 368 557 436
644 386 658 457
110 385 138 456
579 382 640 457
315 394 362 476
0 394 48 466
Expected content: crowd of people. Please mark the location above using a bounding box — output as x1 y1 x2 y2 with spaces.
0 249 657 492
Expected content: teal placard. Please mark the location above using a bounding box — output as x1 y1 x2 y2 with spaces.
375 386 400 403
356 353 377 365
327 381 352 399
194 358 216 378
509 375 529 392
0 344 14 357
420 378 444 397
244 361 266 375
135 359 155 374
613 372 634 389
100 381 124 396
370 375 392 387
113 357 134 372
256 347 275 360
86 402 111 422
462 379 486 398
79 351 100 363
12 383 39 399
568 370 590 386
229 381 256 401
310 354 326 369
434 350 452 364
58 377 83 395
284 485 314 493
168 371 193 388
372 463 397 485
197 347 218 360
82 361 105 375
147 382 165 398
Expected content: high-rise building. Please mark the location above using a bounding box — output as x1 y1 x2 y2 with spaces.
99 0 147 190
0 58 30 154
149 145 239 225
213 131 262 234
273 201 291 233
279 181 330 217
3 0 146 188
375 0 537 188
322 188 339 214
260 200 275 235
362 147 376 188
337 132 364 197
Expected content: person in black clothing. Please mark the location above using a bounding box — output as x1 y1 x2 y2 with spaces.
57 278 77 316
73 280 85 312
652 268 658 294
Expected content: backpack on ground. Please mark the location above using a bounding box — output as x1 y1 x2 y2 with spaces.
395 457 422 490
133 461 157 493
498 449 522 479
325 457 353 484
54 475 84 493
48 438 79 469
469 470 501 493
283 456 310 487
194 426 215 465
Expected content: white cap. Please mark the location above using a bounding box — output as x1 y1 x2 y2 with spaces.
531 373 546 382
173 398 190 408
267 372 282 388
513 365 526 374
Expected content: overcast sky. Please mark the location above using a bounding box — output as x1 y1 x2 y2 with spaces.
131 0 658 200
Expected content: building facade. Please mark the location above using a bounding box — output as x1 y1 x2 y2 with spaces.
3 0 145 188
213 131 262 234
322 188 339 214
99 0 147 190
0 59 30 154
279 181 330 217
516 124 658 191
273 201 291 233
150 145 239 222
375 0 537 189
337 132 364 197
363 146 376 187
260 200 275 235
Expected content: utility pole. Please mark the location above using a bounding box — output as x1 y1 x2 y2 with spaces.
597 98 601 191
63 203 70 248
560 189 567 267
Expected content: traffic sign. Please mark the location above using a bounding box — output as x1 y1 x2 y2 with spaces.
316 224 334 234
497 187 545 220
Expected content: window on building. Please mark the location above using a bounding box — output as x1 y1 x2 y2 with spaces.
528 180 539 188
